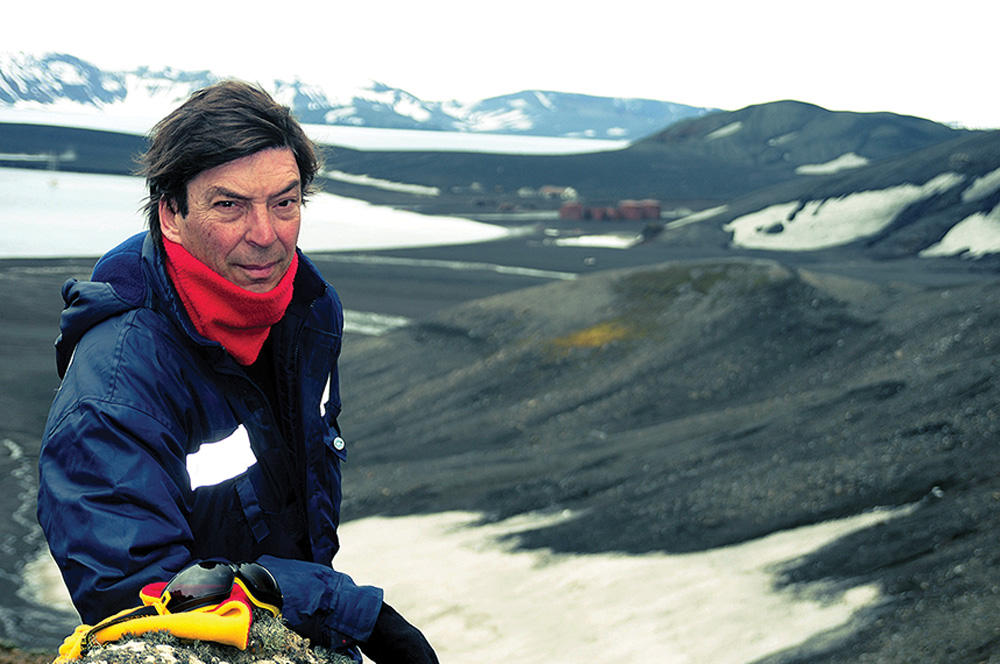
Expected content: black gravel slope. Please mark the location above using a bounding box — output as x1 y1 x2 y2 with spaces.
336 259 1000 663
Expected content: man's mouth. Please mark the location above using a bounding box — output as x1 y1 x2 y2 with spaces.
239 261 279 279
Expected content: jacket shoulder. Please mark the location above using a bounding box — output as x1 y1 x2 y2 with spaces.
51 306 200 432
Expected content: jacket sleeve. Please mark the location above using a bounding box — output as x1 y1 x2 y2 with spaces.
258 555 383 646
37 399 196 624
38 398 382 644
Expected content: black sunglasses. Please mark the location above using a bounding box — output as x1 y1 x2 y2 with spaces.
163 559 283 616
80 559 282 653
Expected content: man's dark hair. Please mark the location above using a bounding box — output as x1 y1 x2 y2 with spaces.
139 80 322 244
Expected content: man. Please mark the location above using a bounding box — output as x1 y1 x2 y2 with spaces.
37 81 438 663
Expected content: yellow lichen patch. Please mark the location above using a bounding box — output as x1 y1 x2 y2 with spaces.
551 320 634 350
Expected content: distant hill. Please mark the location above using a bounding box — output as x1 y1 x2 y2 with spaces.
0 52 712 140
316 101 974 206
0 122 147 175
312 102 1000 264
661 128 1000 261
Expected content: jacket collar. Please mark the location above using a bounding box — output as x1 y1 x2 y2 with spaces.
55 231 328 377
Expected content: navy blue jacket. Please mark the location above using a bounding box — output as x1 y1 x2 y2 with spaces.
37 232 382 649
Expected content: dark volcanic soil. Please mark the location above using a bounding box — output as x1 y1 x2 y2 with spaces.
335 259 1000 663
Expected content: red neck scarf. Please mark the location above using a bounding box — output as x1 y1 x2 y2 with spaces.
162 238 298 365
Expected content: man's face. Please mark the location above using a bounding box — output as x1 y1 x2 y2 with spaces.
159 147 302 293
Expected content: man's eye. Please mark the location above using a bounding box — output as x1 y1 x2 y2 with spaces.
216 200 237 208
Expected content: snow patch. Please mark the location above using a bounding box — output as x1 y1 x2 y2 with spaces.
47 61 87 87
532 91 555 111
920 203 1000 258
795 152 870 175
343 311 412 336
331 507 914 664
464 107 535 133
724 174 964 251
393 95 433 123
305 124 629 155
300 192 511 252
0 168 147 257
961 166 1000 203
323 170 440 196
768 132 797 146
707 121 743 140
552 234 642 249
666 205 729 229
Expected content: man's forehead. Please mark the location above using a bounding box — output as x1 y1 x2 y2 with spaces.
201 179 301 199
189 148 301 195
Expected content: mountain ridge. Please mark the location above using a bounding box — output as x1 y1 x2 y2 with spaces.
0 52 713 140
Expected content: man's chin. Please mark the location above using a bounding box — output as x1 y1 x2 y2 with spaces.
242 282 278 293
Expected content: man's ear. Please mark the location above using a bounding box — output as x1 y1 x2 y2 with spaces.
158 198 183 243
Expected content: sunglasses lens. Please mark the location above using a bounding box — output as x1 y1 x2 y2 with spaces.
163 560 235 613
236 562 283 612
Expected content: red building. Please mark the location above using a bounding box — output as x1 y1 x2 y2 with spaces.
639 199 662 219
617 200 643 220
559 201 584 220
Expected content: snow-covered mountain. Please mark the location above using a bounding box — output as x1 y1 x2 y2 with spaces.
0 52 712 140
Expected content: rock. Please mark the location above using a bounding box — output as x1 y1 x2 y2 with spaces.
72 615 353 664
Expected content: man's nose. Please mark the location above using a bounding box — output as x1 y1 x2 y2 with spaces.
245 204 278 246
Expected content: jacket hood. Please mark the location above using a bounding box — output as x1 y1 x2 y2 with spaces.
55 233 150 377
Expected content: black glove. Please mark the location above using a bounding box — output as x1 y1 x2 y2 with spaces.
359 602 439 664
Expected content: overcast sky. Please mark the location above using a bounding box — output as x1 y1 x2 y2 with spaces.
5 0 996 129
